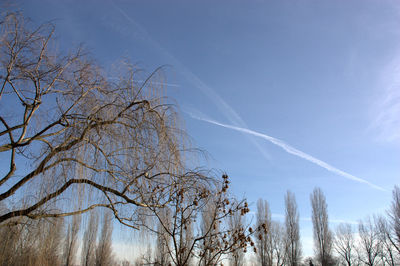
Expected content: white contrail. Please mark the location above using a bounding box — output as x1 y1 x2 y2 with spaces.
190 114 385 191
111 3 384 191
110 3 271 161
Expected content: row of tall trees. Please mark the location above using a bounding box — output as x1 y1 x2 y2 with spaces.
129 186 400 266
2 185 398 266
255 192 302 266
0 209 114 266
332 187 400 266
255 186 400 266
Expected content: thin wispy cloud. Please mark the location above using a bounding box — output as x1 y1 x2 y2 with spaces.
328 219 358 225
372 54 400 142
110 2 271 161
189 113 385 191
368 3 400 143
271 213 358 225
300 216 358 225
137 80 180 88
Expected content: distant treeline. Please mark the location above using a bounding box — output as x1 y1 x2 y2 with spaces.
1 186 399 266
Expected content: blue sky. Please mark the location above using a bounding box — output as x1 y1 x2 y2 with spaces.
10 0 400 257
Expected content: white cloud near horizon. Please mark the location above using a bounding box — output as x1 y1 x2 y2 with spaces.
271 213 358 225
189 113 385 191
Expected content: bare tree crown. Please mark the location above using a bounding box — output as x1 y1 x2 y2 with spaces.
0 12 190 227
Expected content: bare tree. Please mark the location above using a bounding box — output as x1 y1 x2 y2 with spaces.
334 223 355 266
270 221 286 266
121 260 131 266
82 211 99 266
141 173 205 266
358 217 381 266
44 218 65 265
284 190 302 266
256 199 273 266
200 201 221 266
35 218 65 265
310 187 334 266
0 216 65 266
375 215 399 266
134 244 155 266
0 11 194 228
0 218 25 265
388 186 400 254
140 174 253 266
155 211 171 266
228 210 246 266
96 212 115 266
255 212 285 266
64 214 81 266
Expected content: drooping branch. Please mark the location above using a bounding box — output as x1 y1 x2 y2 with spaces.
0 11 199 234
0 176 170 224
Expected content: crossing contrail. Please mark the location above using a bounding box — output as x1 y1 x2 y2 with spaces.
110 2 271 161
190 113 385 191
111 2 385 192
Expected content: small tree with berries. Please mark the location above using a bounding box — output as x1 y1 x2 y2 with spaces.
138 174 257 266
